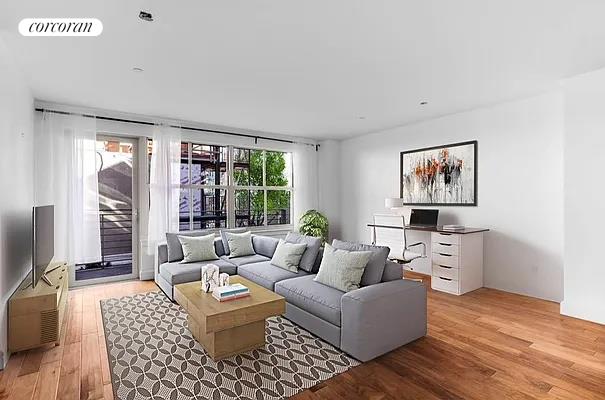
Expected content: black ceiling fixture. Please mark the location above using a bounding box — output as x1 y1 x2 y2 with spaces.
139 11 153 22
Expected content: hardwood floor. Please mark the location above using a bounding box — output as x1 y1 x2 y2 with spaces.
1 275 604 400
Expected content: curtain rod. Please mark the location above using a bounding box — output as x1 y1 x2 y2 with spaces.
35 108 319 150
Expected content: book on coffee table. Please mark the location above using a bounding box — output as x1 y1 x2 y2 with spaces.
212 283 250 302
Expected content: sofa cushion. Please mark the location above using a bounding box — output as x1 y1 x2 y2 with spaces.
237 261 308 290
382 260 403 282
219 254 270 267
178 234 218 263
252 235 280 258
159 259 236 285
271 240 307 272
285 232 322 273
219 228 247 255
166 231 223 262
315 243 373 292
332 239 389 286
224 231 255 258
275 275 343 327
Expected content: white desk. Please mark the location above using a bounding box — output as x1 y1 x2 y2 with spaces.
369 215 489 295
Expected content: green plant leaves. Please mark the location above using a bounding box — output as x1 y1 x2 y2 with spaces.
299 210 329 243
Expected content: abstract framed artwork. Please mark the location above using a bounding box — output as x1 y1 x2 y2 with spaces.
400 140 477 206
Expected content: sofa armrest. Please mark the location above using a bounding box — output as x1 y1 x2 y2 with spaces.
157 242 168 273
340 279 427 362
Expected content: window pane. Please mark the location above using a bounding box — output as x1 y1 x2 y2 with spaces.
180 143 190 185
191 144 227 186
179 188 191 231
192 188 227 229
267 190 291 225
235 189 264 227
234 148 263 186
265 151 291 187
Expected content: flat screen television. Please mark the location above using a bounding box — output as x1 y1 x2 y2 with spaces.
32 205 54 288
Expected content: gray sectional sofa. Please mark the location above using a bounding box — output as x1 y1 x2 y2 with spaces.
155 230 427 362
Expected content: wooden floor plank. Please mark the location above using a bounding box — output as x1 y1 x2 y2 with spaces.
65 310 82 345
80 334 103 400
0 353 25 400
31 361 60 400
56 342 80 400
17 351 44 377
8 373 37 400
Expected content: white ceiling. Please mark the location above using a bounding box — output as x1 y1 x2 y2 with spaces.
2 0 605 139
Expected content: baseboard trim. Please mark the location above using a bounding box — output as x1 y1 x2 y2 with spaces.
560 300 605 325
139 270 155 281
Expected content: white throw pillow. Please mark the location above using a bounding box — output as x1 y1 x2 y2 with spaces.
224 231 255 258
314 243 373 292
270 239 307 272
177 234 218 263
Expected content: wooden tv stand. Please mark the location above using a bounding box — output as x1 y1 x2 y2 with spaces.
8 261 69 352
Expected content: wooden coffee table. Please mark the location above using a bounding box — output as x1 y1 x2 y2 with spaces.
174 275 285 360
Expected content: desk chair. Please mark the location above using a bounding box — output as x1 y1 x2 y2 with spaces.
371 214 427 264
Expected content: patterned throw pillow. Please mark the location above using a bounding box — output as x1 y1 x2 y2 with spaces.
224 231 256 258
177 234 218 263
314 243 372 292
270 240 307 272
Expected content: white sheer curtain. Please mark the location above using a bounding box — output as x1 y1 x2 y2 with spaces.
147 124 181 255
34 112 101 265
292 143 319 228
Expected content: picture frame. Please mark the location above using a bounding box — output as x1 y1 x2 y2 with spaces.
399 140 477 206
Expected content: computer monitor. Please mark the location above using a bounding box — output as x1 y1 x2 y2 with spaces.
409 209 439 227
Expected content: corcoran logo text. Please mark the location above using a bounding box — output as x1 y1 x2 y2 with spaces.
19 18 103 36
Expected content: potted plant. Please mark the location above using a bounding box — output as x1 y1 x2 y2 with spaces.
299 210 329 243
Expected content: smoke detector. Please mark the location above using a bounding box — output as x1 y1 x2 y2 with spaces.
139 11 154 22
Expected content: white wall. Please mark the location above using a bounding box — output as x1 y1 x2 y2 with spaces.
340 92 564 302
318 140 342 240
561 68 605 324
0 40 34 368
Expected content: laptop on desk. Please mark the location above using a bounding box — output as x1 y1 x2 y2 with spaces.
408 209 439 228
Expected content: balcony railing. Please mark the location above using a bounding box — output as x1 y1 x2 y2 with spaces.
75 208 133 280
100 208 133 265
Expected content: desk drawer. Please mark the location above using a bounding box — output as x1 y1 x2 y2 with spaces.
431 232 460 246
432 252 459 268
432 241 459 256
432 264 459 280
432 276 460 294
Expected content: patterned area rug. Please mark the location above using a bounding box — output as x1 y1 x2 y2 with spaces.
100 291 359 400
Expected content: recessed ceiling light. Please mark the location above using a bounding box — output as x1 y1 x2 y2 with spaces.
132 67 144 72
420 101 428 105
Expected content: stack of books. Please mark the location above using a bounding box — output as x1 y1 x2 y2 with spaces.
212 283 250 302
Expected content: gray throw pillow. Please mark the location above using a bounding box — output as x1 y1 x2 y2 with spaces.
270 240 307 272
314 243 372 292
178 234 218 263
285 232 322 272
224 231 255 258
166 232 185 262
332 239 389 286
220 228 247 255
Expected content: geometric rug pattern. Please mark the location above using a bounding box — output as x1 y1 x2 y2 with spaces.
100 291 359 400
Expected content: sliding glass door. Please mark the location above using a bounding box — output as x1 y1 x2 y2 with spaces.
71 135 139 286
